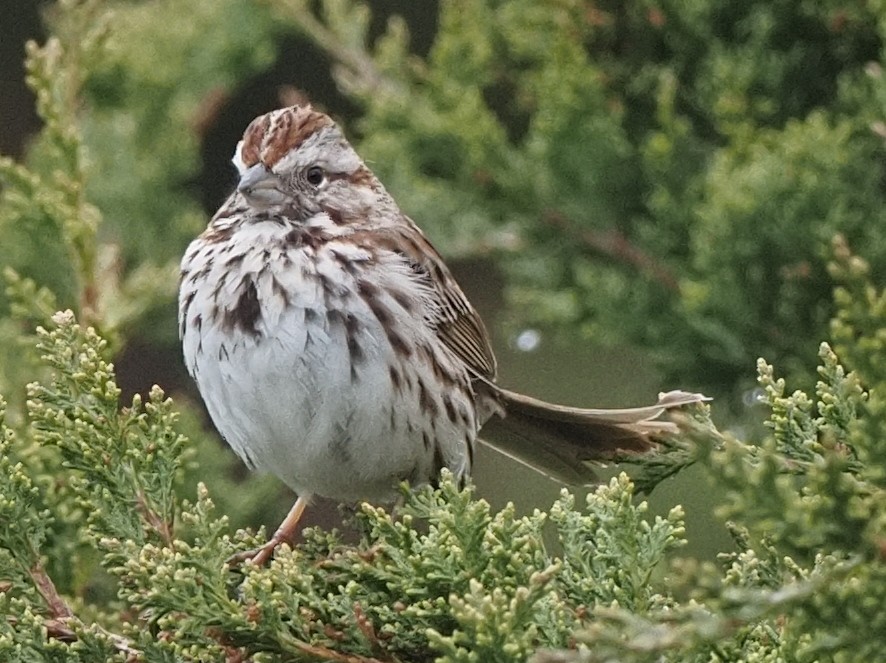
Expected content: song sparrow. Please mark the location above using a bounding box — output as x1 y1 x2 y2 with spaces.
179 105 706 564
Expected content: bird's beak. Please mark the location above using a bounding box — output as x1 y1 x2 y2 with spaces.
237 163 287 208
237 163 275 195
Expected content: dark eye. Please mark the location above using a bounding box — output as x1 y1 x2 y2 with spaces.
306 166 325 186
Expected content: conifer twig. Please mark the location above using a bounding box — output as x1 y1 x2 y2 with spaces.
268 0 393 95
542 210 679 290
29 561 73 620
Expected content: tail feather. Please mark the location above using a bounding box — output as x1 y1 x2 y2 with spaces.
479 388 710 485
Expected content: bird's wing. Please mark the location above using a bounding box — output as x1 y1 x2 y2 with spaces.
359 221 498 381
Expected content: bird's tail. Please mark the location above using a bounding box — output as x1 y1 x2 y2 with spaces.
479 387 710 484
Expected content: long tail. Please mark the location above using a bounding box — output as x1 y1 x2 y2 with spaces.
479 387 710 484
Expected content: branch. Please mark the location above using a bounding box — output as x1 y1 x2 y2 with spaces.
267 0 398 97
14 564 140 657
542 210 680 291
136 489 175 547
280 634 396 663
43 619 141 659
29 561 73 620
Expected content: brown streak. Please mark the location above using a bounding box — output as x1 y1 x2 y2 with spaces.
389 365 402 391
323 205 345 226
357 278 379 298
431 442 446 487
263 107 334 167
179 291 196 337
464 433 475 475
222 277 262 336
202 225 236 244
345 313 364 377
224 252 245 267
271 276 291 306
240 114 270 167
443 394 458 424
389 288 414 313
418 379 438 417
360 283 412 358
285 227 327 250
386 330 412 359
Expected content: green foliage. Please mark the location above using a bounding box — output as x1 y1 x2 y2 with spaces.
28 311 185 547
268 0 886 395
1 294 883 659
2 0 886 661
6 0 884 397
1 313 690 660
534 251 886 662
83 0 279 273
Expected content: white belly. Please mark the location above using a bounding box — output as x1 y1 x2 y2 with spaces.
180 222 476 502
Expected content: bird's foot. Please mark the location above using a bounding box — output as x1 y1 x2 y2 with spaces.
226 494 309 567
226 538 284 567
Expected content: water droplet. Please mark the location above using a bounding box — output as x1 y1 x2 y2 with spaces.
743 387 767 407
512 329 541 352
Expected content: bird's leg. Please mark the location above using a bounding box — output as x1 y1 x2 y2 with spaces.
228 495 309 566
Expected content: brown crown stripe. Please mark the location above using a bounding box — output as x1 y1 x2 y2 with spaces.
263 107 335 167
240 114 270 167
238 106 335 169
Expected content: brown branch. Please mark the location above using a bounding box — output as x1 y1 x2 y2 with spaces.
353 602 400 661
6 614 140 658
297 643 389 662
277 629 396 663
27 562 141 657
29 561 73 620
45 619 141 659
136 489 174 546
542 210 680 291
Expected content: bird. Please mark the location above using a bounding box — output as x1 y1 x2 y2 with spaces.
178 104 707 564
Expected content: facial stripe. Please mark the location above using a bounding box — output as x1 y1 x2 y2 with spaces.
239 114 270 167
238 105 335 170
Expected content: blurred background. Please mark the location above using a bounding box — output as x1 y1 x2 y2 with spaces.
2 0 885 561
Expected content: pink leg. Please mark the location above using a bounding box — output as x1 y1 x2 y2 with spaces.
229 495 309 566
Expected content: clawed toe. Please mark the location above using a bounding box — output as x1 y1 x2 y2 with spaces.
227 539 282 567
226 495 309 567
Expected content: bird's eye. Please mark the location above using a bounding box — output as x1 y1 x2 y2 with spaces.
306 166 325 186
